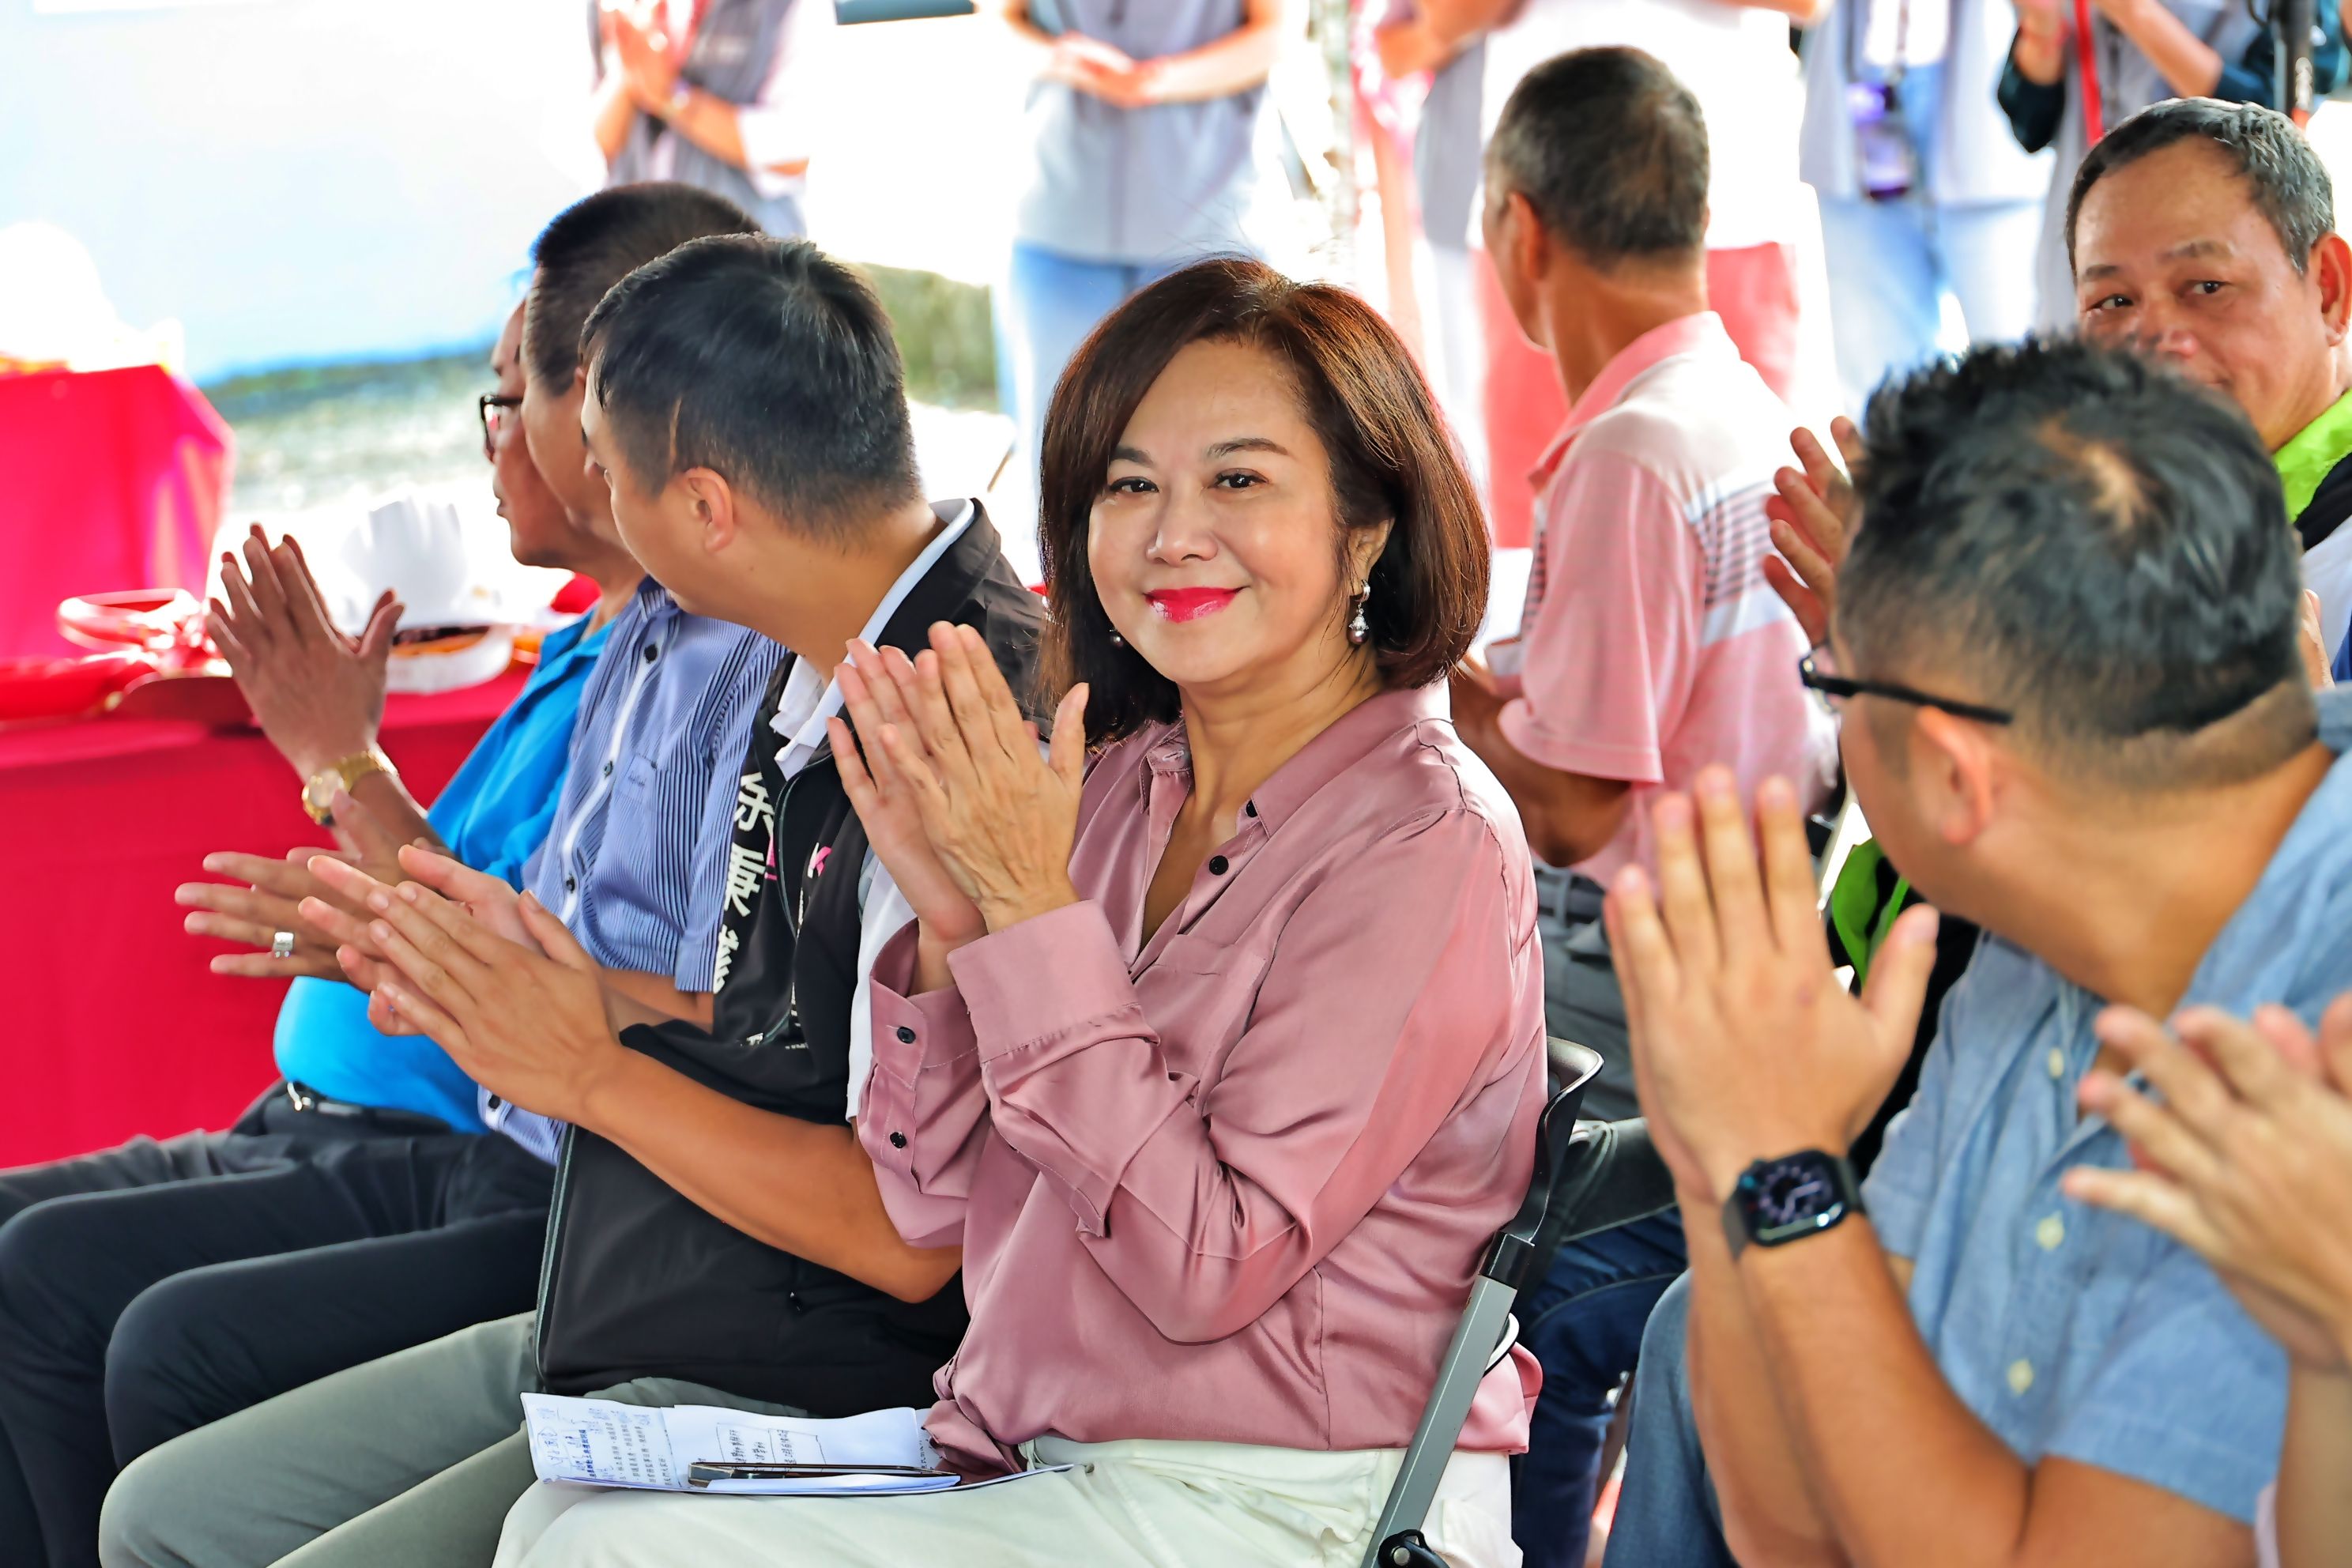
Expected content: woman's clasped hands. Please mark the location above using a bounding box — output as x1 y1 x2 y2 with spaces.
827 624 1090 964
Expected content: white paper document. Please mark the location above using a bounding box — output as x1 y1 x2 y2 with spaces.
522 1395 1069 1498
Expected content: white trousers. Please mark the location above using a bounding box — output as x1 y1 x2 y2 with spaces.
496 1438 1519 1568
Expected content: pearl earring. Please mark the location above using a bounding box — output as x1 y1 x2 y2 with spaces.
1109 630 1125 647
1348 583 1370 646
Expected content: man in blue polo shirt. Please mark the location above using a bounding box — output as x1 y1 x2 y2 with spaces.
0 186 781 1568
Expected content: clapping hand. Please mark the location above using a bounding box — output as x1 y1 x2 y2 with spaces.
303 839 541 1031
337 871 624 1125
176 847 356 981
208 526 400 783
607 2 680 110
1607 767 1942 1203
833 623 1087 937
1762 420 1863 650
2064 1001 2352 1369
829 639 989 959
177 790 428 982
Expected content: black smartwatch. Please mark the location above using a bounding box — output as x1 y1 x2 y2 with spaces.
1721 1149 1866 1258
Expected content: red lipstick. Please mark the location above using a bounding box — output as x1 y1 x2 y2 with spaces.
1144 588 1239 623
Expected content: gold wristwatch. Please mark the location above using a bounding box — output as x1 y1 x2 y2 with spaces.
301 748 396 825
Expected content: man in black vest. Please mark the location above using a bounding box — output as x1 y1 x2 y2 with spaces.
101 237 1047 1568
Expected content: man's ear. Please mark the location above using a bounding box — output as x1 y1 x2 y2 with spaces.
2312 232 2352 345
1911 707 2002 849
1505 189 1551 288
680 469 737 556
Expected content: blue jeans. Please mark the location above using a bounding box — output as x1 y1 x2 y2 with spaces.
1815 63 2042 417
1600 1275 1738 1568
1513 1211 1689 1568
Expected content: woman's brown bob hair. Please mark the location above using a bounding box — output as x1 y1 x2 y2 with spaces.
1038 258 1491 744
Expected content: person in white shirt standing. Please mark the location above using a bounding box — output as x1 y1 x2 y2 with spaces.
592 0 835 238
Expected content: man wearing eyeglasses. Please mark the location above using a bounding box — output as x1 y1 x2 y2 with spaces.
1605 333 2336 1568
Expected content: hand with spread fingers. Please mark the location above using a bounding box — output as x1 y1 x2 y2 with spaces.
354 875 627 1125
1761 419 1863 650
176 846 360 981
2064 1000 2352 1368
844 622 1089 936
178 790 438 982
827 639 989 955
1604 766 1943 1203
206 525 401 782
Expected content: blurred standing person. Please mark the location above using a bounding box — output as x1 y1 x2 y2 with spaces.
1800 0 2049 414
1398 0 1831 547
987 0 1288 525
591 0 835 237
1998 0 2346 326
1377 5 1490 492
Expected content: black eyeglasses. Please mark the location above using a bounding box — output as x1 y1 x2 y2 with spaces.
1799 648 2015 726
478 393 523 460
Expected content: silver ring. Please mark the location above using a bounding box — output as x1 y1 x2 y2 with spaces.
270 930 296 959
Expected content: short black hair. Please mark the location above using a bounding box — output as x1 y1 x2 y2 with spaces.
523 183 760 390
581 235 922 538
2067 98 2335 275
1841 337 2312 790
1486 47 1709 269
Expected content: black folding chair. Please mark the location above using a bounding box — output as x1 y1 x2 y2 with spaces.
1365 1039 1677 1568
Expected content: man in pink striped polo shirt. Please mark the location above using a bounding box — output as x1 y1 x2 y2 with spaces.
1446 46 1836 1568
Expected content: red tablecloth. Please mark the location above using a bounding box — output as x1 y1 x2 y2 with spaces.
0 365 232 659
0 671 526 1166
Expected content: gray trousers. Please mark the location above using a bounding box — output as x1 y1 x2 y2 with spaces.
98 1313 801 1568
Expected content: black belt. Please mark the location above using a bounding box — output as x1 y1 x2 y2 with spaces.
1534 869 1608 925
278 1081 450 1135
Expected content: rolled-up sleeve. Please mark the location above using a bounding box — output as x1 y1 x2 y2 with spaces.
944 808 1536 1344
858 924 992 1248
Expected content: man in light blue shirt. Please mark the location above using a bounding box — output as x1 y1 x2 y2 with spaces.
1600 337 2335 1567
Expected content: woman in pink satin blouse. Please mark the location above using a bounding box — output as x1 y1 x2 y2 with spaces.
507 258 1547 1568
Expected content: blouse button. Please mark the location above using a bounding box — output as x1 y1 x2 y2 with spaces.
895 1026 917 1045
888 1131 908 1148
1208 856 1229 875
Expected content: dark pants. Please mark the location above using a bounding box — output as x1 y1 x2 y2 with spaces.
1514 1212 1688 1568
0 1089 552 1568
